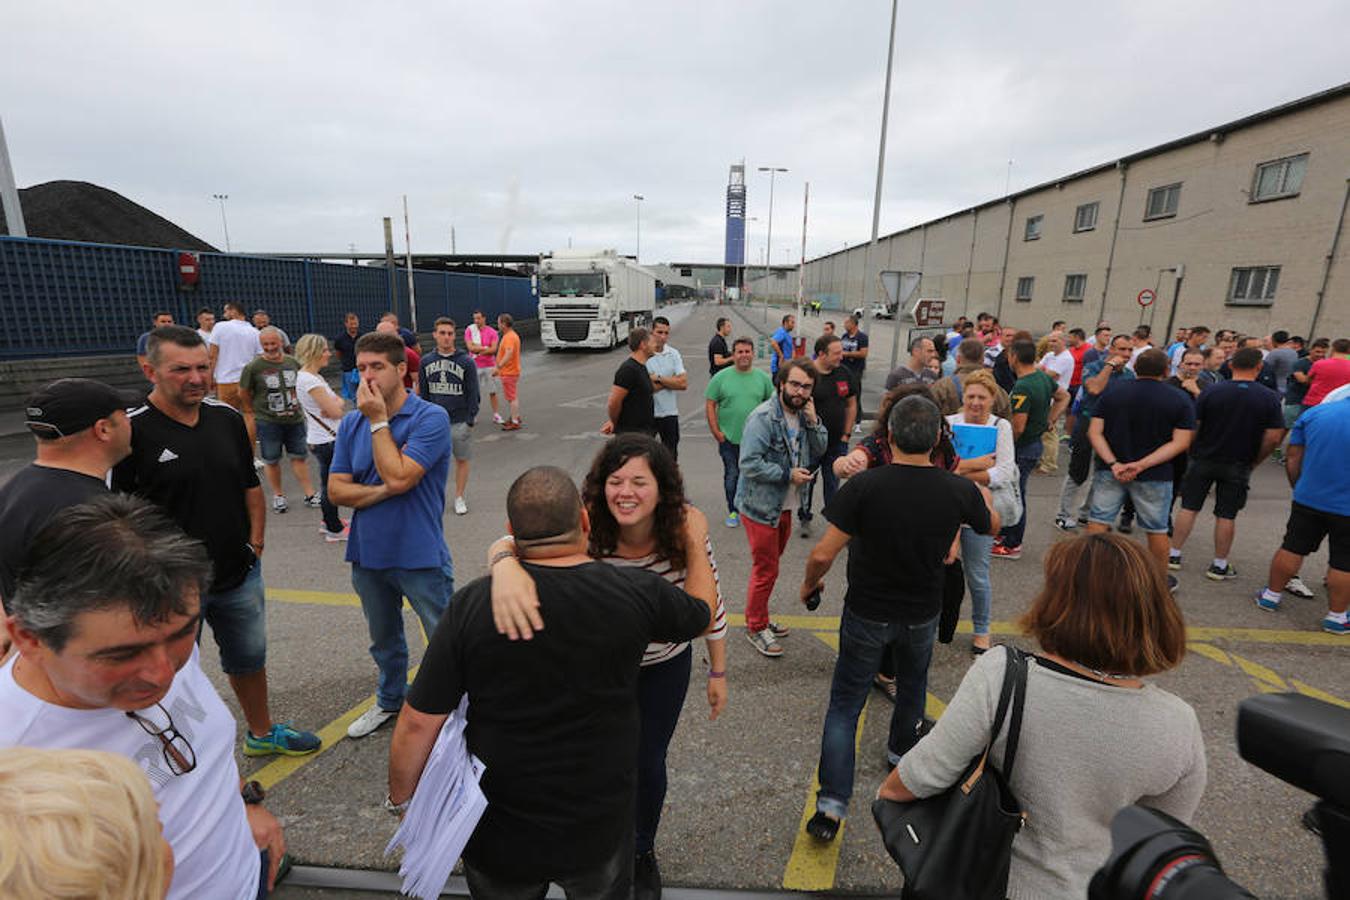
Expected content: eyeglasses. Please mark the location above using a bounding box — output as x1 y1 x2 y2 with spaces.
784 380 814 393
126 703 197 776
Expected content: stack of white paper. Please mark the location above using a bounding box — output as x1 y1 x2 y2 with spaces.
385 696 488 899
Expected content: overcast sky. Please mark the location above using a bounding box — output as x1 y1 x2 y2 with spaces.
4 1 1347 264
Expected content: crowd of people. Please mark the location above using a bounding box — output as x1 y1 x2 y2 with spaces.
0 301 1346 899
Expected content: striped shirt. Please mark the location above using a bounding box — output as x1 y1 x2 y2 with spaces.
602 534 728 667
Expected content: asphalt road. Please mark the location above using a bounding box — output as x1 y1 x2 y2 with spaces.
1 302 1341 899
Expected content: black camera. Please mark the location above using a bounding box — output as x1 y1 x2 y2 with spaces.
1090 693 1350 899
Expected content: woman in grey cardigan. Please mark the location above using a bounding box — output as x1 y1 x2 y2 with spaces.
877 533 1207 899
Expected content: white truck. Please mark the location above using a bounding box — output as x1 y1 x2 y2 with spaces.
536 249 658 349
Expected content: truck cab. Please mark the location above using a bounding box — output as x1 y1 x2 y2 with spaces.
537 249 657 349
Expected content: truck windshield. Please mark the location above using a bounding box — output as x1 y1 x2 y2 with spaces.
540 273 606 296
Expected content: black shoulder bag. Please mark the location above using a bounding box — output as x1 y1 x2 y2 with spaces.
871 645 1029 900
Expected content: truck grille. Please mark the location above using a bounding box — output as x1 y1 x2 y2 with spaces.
555 321 592 342
542 303 599 320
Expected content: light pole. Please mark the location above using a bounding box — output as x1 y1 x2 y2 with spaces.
212 193 232 253
758 166 787 320
633 194 644 261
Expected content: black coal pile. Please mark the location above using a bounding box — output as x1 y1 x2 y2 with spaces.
0 180 217 251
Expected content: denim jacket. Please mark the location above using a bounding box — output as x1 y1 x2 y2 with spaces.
734 396 828 525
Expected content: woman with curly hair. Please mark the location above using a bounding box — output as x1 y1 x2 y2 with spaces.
487 434 728 900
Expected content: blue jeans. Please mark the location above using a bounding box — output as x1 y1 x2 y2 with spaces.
798 440 846 522
1089 472 1174 534
717 440 740 514
341 369 360 400
308 441 345 533
960 526 994 635
201 558 267 675
816 608 938 819
636 647 691 854
1000 443 1044 547
350 562 454 711
256 420 307 463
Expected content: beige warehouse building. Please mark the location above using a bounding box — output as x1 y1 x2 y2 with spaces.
803 82 1350 339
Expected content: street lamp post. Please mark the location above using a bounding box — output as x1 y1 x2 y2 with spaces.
212 193 232 253
633 194 644 261
758 166 787 321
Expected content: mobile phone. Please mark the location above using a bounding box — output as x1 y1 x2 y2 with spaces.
805 586 823 611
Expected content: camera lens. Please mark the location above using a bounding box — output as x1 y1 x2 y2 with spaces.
1134 851 1257 899
1090 807 1257 900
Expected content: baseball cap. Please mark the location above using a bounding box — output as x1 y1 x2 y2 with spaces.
24 379 141 439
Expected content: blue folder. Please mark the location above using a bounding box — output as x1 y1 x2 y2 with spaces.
951 423 998 460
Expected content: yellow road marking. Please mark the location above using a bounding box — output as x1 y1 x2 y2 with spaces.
1188 642 1350 708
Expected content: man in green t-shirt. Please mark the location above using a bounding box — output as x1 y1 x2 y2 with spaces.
239 326 317 513
995 338 1068 559
705 336 775 528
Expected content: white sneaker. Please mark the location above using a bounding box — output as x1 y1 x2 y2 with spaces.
1285 576 1316 599
253 457 265 470
323 524 349 543
347 704 397 738
272 495 288 514
453 496 468 515
493 413 505 425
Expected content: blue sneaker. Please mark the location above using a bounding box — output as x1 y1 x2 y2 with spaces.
724 512 739 528
1255 591 1282 613
1323 617 1349 635
244 722 322 757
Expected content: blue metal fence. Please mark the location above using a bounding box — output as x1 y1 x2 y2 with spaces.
0 236 537 360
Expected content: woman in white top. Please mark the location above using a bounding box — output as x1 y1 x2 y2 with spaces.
294 334 348 541
879 533 1205 899
488 435 728 897
946 369 1016 653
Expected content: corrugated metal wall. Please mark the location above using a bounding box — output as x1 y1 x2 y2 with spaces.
0 236 537 359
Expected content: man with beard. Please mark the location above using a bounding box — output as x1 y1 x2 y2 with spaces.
736 358 827 658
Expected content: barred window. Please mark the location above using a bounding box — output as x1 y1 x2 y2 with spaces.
1063 274 1087 302
1228 266 1279 306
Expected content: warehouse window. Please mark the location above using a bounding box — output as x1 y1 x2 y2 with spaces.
1251 154 1308 202
1063 274 1087 302
1145 183 1181 220
1024 215 1043 241
1228 266 1280 306
1074 202 1099 232
1015 277 1034 302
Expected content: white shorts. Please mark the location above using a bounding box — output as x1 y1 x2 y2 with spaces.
476 366 498 396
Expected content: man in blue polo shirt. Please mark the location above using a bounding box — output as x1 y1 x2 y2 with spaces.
328 331 453 739
770 313 796 378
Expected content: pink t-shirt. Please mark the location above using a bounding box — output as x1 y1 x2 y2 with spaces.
1304 357 1350 406
464 323 499 369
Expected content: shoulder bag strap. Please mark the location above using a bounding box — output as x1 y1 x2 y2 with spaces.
304 407 337 438
986 646 1019 751
998 648 1030 779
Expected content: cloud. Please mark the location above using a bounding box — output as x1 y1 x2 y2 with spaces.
3 0 1346 264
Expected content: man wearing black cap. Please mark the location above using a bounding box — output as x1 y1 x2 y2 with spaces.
0 379 136 661
0 378 137 612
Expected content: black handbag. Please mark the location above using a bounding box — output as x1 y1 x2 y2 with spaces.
872 646 1029 900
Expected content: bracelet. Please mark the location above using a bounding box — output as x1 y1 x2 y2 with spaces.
490 549 517 567
383 793 410 815
370 420 390 434
708 670 726 679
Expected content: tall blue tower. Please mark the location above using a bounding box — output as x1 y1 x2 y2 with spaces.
723 162 746 293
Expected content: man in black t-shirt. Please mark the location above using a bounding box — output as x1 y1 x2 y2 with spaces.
797 334 857 537
708 316 734 375
111 326 320 758
388 466 710 899
1087 349 1196 575
0 379 136 613
1170 348 1285 580
798 395 996 842
334 312 363 400
839 316 869 422
604 327 656 435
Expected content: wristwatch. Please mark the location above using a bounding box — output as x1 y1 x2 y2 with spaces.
383 793 410 815
241 780 266 805
370 421 390 435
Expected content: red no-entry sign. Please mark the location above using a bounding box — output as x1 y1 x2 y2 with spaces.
1137 289 1156 307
